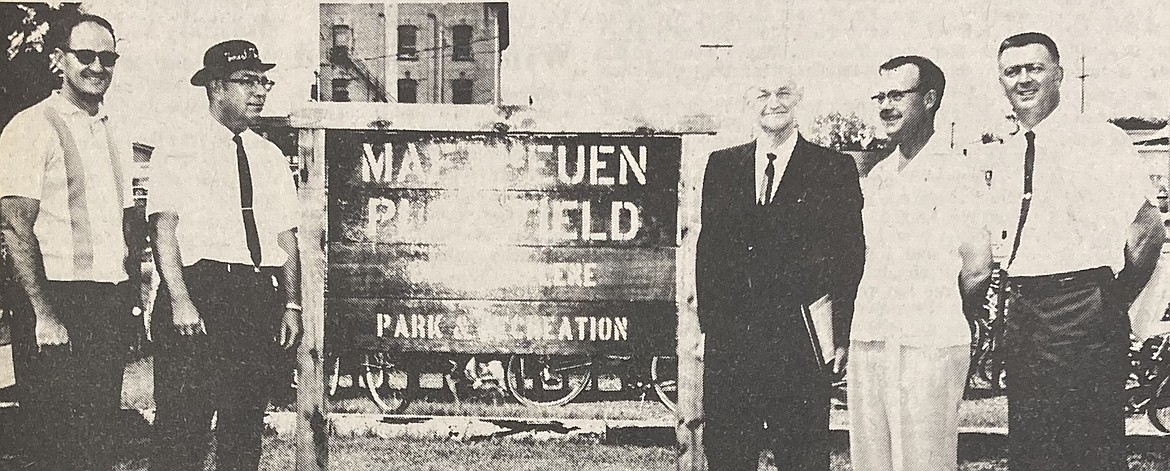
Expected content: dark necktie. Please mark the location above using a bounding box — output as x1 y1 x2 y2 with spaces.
762 152 777 205
233 134 262 267
1022 131 1035 198
1007 130 1036 267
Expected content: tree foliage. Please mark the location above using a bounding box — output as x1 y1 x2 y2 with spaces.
0 2 82 131
807 111 887 151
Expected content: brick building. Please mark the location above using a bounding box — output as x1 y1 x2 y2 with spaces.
319 2 509 104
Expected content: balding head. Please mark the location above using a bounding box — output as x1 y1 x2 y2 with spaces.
743 67 804 139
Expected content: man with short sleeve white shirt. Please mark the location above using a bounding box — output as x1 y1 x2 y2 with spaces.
981 32 1162 471
148 39 301 471
848 55 992 471
0 13 141 471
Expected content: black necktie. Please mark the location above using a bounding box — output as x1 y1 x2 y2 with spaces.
1022 131 1035 197
233 134 262 267
1007 130 1036 268
762 152 777 205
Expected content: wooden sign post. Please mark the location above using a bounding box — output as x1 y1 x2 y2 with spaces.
290 103 715 471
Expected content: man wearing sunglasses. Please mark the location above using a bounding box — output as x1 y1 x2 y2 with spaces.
0 13 141 470
848 55 992 471
147 39 300 471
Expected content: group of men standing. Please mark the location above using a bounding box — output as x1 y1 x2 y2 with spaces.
0 9 1160 471
0 13 301 471
697 32 1162 470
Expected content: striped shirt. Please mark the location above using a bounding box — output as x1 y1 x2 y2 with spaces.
0 92 134 283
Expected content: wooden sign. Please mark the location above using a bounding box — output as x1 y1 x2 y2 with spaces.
326 131 682 356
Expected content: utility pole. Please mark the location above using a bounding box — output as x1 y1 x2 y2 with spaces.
1077 55 1090 114
950 121 956 149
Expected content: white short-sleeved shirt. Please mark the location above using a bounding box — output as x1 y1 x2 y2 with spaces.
978 107 1149 277
0 93 134 283
147 117 297 268
852 135 984 347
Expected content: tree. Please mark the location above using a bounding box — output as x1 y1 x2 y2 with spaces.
807 111 888 151
0 2 82 132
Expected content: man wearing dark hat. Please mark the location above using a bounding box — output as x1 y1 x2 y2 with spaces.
147 39 301 470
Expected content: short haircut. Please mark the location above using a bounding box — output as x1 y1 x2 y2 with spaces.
45 13 116 51
998 32 1059 63
879 55 945 112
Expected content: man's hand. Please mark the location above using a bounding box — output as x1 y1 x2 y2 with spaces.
32 299 69 347
832 346 848 375
278 307 302 349
171 297 205 336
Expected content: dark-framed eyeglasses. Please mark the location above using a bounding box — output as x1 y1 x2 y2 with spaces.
223 76 276 91
63 49 119 67
870 85 923 104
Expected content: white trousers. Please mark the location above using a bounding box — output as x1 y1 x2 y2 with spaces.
847 340 970 471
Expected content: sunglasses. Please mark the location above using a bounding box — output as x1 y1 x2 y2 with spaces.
63 48 120 67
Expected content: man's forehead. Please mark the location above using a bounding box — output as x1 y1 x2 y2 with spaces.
999 44 1057 65
879 64 920 84
68 22 115 49
748 77 800 93
228 69 267 79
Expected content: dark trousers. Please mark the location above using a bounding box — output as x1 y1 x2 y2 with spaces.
9 281 134 471
151 260 286 471
703 349 830 471
1005 267 1128 471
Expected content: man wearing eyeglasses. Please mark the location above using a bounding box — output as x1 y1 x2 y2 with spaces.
0 13 141 470
980 32 1162 471
848 55 992 471
696 68 864 470
147 39 300 471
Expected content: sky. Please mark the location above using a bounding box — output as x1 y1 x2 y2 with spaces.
75 0 1169 146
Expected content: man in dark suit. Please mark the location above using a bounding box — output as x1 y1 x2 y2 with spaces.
696 70 865 470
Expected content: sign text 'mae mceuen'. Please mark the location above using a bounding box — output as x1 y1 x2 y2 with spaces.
325 132 680 355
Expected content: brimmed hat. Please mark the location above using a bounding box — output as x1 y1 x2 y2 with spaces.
190 39 275 86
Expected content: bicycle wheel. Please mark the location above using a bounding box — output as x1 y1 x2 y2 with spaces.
362 352 411 413
650 356 678 412
1147 375 1170 434
504 354 591 407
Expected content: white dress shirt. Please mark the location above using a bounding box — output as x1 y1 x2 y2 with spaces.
148 117 298 268
979 107 1149 277
0 92 134 283
852 134 984 347
754 132 798 204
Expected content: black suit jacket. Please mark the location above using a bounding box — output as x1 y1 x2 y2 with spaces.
696 136 864 394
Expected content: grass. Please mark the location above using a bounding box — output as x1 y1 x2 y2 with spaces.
58 434 1163 470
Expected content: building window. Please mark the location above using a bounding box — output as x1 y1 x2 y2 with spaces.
331 24 352 62
332 78 350 102
452 24 472 61
452 78 473 104
398 77 418 104
397 25 418 61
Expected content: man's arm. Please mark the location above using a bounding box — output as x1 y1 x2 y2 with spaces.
0 195 67 346
277 228 301 349
825 155 865 353
1117 200 1163 306
150 211 203 335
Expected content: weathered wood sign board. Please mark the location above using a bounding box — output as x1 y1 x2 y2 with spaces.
326 131 682 356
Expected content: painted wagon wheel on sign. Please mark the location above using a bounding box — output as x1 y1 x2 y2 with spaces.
505 354 592 407
362 352 411 413
650 355 678 412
